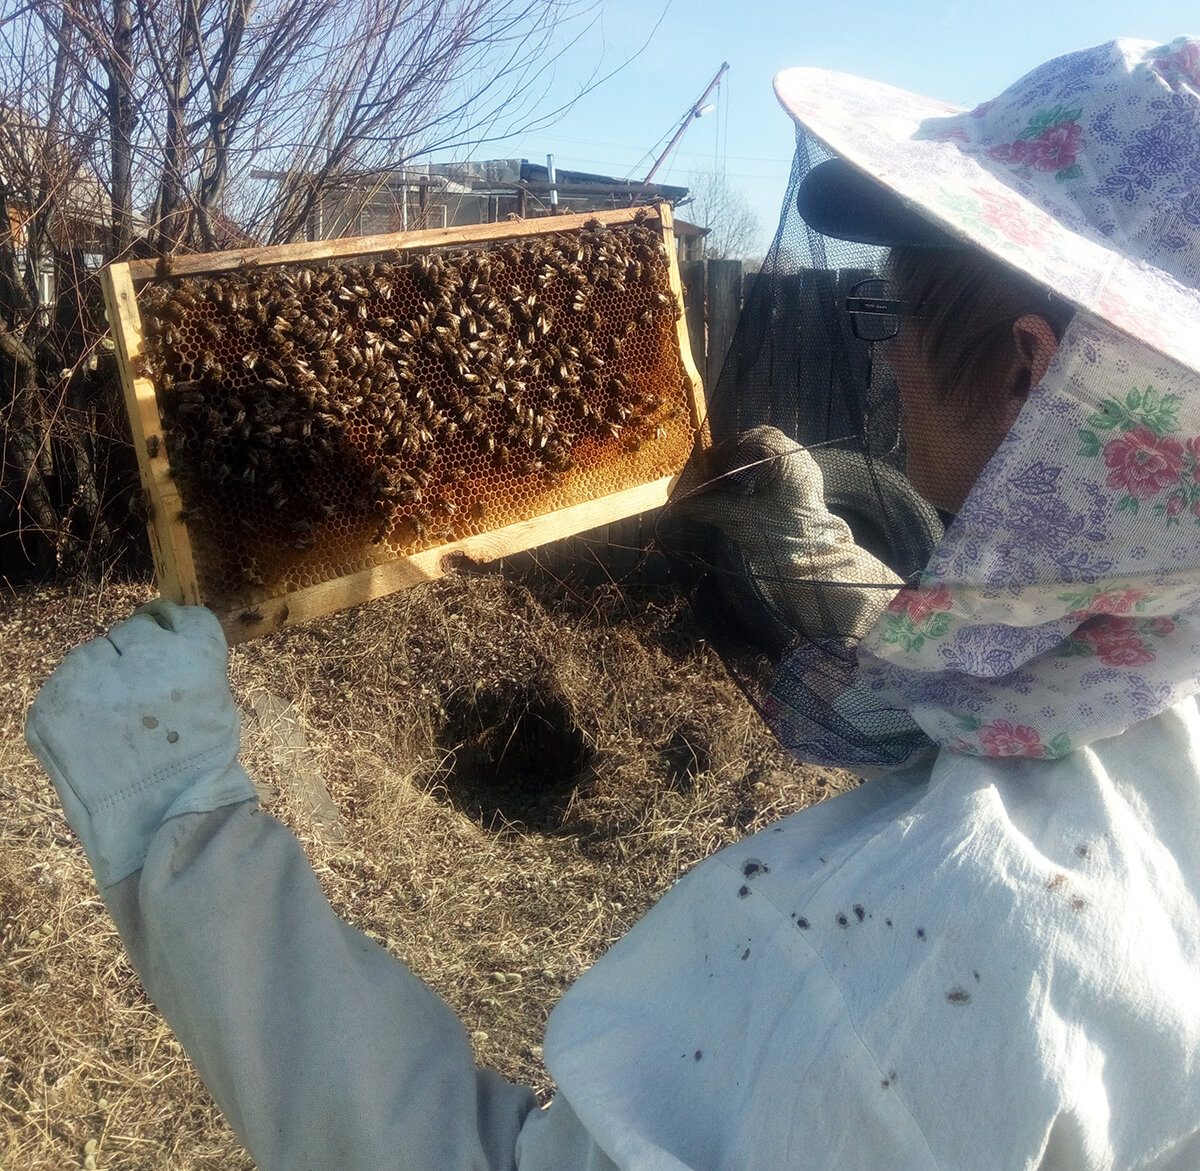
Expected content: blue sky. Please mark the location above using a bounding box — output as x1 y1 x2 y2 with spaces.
469 0 1198 255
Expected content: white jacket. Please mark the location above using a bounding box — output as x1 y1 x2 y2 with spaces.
73 691 1200 1169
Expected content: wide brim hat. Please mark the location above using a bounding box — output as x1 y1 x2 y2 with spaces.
774 37 1200 375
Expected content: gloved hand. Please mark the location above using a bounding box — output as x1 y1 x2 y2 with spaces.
674 426 901 641
25 600 256 889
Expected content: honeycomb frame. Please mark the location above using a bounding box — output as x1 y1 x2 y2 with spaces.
104 204 707 643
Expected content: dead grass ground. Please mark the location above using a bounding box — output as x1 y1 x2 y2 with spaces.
0 567 856 1170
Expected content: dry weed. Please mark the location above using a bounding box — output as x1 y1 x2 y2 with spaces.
1 569 855 1168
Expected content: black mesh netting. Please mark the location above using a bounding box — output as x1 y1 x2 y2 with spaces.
657 130 1036 769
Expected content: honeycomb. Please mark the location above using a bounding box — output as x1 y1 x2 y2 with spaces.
132 213 700 609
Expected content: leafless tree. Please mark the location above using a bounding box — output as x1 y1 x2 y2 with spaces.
685 168 762 262
0 0 600 578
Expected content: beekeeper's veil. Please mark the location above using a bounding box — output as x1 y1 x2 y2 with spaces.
664 36 1200 770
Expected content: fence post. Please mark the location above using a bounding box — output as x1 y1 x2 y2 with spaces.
679 258 707 388
706 258 742 389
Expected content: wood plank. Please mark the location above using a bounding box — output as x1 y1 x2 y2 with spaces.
126 205 659 283
706 258 743 392
679 259 707 388
659 205 708 435
220 473 679 643
250 692 346 843
102 262 201 603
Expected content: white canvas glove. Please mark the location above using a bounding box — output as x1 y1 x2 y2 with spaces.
677 426 900 641
25 600 256 889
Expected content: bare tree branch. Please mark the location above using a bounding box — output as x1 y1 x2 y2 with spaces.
0 0 626 577
685 168 762 261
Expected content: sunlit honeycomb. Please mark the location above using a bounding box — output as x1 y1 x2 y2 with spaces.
133 214 699 608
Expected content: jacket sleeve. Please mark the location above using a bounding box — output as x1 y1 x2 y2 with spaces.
101 799 542 1171
24 604 619 1170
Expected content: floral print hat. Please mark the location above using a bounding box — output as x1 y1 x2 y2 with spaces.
768 37 1200 763
775 36 1200 375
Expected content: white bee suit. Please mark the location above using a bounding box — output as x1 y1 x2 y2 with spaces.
24 602 1200 1169
535 710 1200 1169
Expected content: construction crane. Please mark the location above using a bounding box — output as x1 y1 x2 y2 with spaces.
643 62 729 185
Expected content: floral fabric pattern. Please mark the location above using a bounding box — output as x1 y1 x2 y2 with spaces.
858 317 1200 759
985 105 1083 179
876 586 954 651
775 37 1200 374
1151 39 1200 90
1058 615 1171 667
1075 389 1200 522
950 718 1071 759
769 37 1200 765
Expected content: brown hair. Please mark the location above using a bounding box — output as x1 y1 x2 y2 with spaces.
887 246 1074 420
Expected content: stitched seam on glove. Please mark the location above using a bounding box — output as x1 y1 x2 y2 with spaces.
89 741 235 812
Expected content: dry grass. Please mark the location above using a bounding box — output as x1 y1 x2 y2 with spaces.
0 567 855 1169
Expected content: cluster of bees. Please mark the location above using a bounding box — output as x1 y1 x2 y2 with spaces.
136 214 695 600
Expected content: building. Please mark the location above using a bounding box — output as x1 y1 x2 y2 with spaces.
267 158 705 259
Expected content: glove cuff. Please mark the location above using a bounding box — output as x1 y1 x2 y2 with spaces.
89 754 257 889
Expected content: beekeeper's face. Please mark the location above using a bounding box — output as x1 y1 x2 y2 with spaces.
888 314 1059 515
886 324 1004 514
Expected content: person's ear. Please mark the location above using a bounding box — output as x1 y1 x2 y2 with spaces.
982 314 1059 441
1010 314 1060 399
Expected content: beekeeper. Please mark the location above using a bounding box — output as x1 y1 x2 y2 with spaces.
25 35 1200 1170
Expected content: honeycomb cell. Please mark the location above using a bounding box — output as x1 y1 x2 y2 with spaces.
135 215 698 608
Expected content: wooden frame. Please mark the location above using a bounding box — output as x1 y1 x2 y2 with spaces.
103 204 707 642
